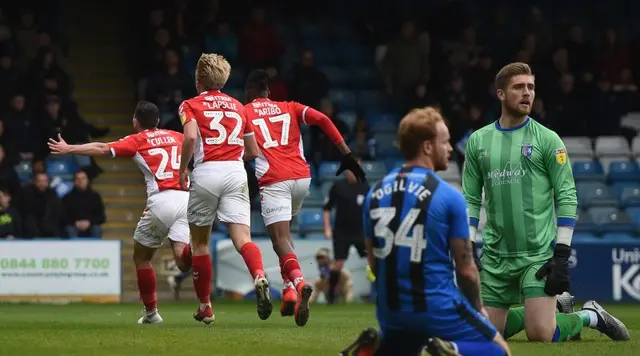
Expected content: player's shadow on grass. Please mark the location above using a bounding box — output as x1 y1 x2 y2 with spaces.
509 339 600 343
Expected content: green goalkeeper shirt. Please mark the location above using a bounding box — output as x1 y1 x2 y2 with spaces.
462 117 577 258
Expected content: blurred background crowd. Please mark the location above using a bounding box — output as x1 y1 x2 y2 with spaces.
1 0 640 247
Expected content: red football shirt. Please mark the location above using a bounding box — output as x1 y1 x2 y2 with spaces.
245 98 344 187
179 90 253 165
107 129 185 196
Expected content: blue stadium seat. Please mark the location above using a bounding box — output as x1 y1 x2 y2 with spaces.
321 66 349 86
349 66 378 88
318 161 341 182
358 90 385 110
589 207 636 235
328 90 357 110
304 187 326 208
576 182 618 208
297 209 324 236
573 232 601 242
14 160 32 182
575 209 598 234
626 207 640 229
620 187 640 208
362 161 387 181
250 213 266 236
572 160 604 182
602 233 638 241
46 158 78 180
337 110 357 131
374 133 399 158
308 42 336 65
338 44 373 65
610 182 640 199
607 160 640 183
369 116 397 133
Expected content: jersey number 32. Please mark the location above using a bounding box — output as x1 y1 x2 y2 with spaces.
370 207 427 263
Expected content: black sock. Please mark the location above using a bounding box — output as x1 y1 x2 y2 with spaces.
327 270 340 304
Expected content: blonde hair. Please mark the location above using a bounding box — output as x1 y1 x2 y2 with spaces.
397 106 444 160
495 62 533 90
196 53 231 90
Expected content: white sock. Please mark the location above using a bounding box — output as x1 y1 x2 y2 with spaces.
586 310 599 328
199 302 210 311
293 277 304 286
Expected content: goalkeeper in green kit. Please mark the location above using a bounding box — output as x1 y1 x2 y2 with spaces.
462 62 630 343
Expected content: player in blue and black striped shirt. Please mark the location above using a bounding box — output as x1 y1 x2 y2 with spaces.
340 107 510 356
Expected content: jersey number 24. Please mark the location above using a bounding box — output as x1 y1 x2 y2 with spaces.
370 207 427 263
148 146 180 180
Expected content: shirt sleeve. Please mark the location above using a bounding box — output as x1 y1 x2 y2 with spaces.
291 102 310 125
461 133 483 227
179 101 195 126
544 131 577 227
362 186 374 240
239 107 254 136
107 135 137 158
448 190 471 240
323 183 337 211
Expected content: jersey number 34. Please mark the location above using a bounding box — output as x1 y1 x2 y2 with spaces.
370 207 427 263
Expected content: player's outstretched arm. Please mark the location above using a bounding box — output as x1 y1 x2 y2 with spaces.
48 134 110 156
461 134 484 242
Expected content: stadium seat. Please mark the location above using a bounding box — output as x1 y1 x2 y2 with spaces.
576 182 618 208
572 160 604 181
626 207 640 228
250 213 267 236
562 136 593 160
318 161 341 182
304 187 326 208
321 66 350 86
599 156 630 175
369 115 397 133
607 160 640 182
349 66 379 88
620 187 640 208
575 209 598 234
595 136 631 157
338 44 372 65
337 111 357 131
328 89 357 110
375 133 399 158
358 90 386 110
14 160 32 182
297 209 325 236
436 162 461 182
611 182 640 199
588 207 636 235
362 161 387 181
632 136 640 157
620 112 640 132
46 158 78 180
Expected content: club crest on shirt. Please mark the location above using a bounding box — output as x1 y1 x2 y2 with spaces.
521 143 533 158
554 148 567 165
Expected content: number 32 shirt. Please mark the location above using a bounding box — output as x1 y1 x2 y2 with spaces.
244 98 344 187
108 129 185 196
179 90 253 166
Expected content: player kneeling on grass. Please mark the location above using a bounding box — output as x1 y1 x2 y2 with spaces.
179 54 271 324
462 62 630 343
48 101 193 324
341 107 510 356
243 70 366 326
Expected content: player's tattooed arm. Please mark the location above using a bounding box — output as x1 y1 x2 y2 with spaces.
451 238 483 311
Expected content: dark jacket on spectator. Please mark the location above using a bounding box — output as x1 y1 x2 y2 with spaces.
62 187 106 226
22 185 63 237
0 206 21 238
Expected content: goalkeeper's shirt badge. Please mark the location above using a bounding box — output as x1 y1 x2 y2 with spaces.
554 148 567 165
521 143 533 157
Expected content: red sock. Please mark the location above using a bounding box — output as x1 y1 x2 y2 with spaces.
181 245 192 270
192 255 212 304
136 267 157 311
280 253 303 283
240 242 265 278
281 269 292 286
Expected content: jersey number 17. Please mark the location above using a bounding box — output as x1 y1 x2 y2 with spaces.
370 207 427 263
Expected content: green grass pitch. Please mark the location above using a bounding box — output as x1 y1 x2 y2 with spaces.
0 302 637 355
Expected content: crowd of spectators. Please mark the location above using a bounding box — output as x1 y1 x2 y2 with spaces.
0 4 106 239
133 1 640 169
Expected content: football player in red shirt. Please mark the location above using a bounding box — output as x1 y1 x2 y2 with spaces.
179 54 271 324
48 101 192 324
244 70 366 326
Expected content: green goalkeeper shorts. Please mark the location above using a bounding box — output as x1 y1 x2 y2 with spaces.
480 252 551 309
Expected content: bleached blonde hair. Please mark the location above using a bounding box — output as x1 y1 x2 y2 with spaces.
196 53 231 90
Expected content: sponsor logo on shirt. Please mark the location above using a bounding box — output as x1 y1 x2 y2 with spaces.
554 148 567 165
486 162 527 187
521 143 533 157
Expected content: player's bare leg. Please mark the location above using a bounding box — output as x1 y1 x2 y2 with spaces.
133 241 163 324
524 296 557 341
189 223 215 325
169 240 192 272
486 307 509 334
268 221 313 326
227 222 272 320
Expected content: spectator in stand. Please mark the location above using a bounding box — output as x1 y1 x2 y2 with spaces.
565 24 591 74
0 187 21 239
238 6 283 69
0 51 19 112
351 118 374 161
612 68 638 112
405 82 437 114
586 73 624 137
264 63 288 101
311 99 349 163
0 144 22 204
597 29 630 80
522 7 553 56
0 25 16 57
2 92 39 162
288 50 328 108
35 29 67 71
448 26 482 70
146 48 194 120
382 21 430 100
549 73 586 137
22 171 63 238
13 9 39 71
63 170 105 238
531 98 551 128
146 27 175 79
204 19 238 63
441 74 468 133
29 47 70 103
467 51 494 102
